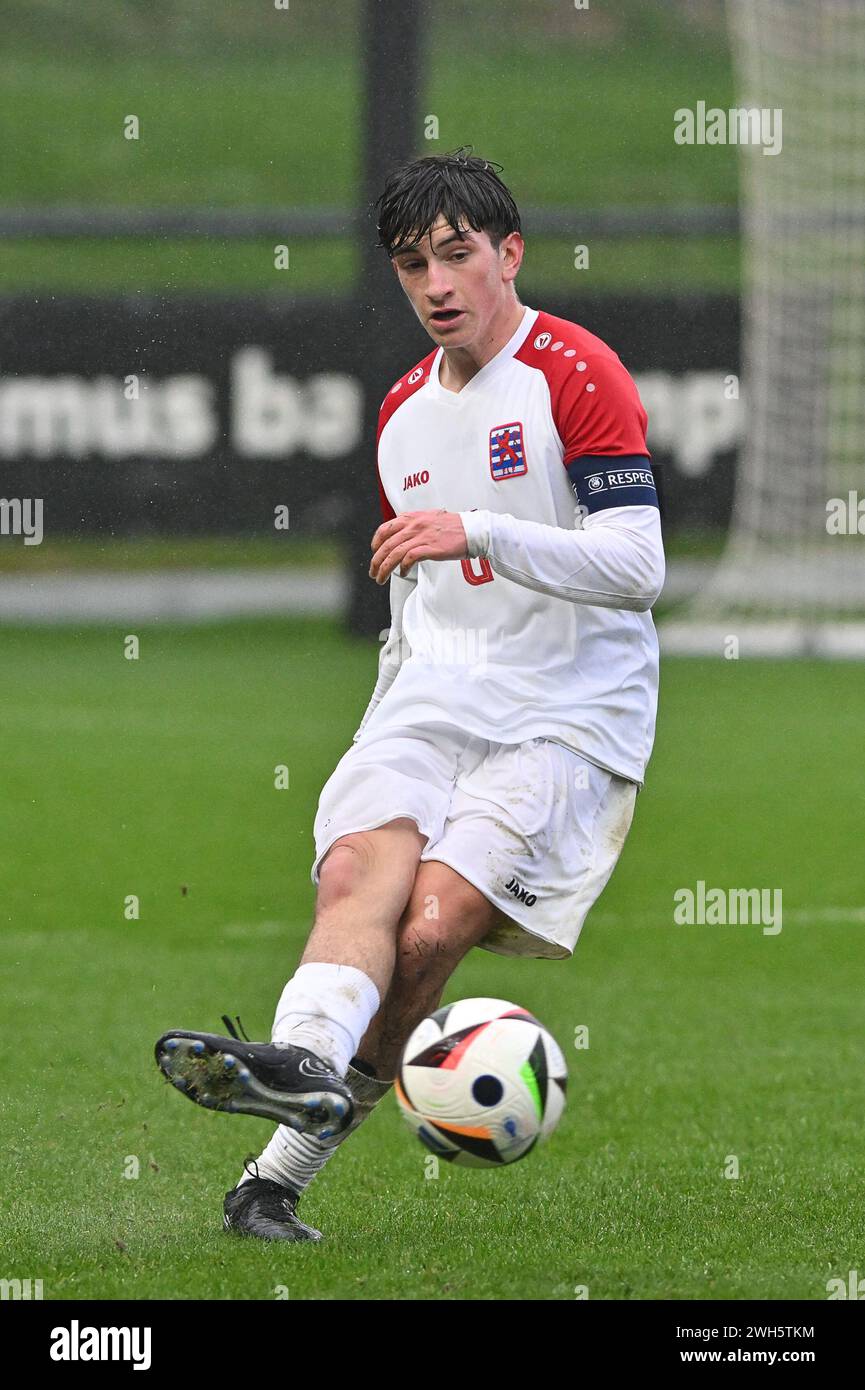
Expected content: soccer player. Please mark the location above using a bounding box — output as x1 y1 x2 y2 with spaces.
155 149 665 1241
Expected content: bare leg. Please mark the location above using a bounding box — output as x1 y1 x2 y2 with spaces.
301 816 427 1001
242 860 505 1199
354 859 505 1079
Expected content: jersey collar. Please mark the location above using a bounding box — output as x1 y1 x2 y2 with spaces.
428 305 539 405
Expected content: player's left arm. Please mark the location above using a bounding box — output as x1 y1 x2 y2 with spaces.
369 501 663 612
466 349 664 610
461 498 664 612
370 351 664 611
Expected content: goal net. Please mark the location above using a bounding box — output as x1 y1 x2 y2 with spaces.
665 0 865 657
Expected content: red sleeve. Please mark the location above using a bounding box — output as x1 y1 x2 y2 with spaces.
553 352 649 464
373 352 437 523
375 396 396 522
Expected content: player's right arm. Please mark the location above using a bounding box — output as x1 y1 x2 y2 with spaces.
352 569 415 743
353 388 416 742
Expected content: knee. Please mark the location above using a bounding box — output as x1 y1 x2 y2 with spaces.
316 819 423 913
316 834 379 908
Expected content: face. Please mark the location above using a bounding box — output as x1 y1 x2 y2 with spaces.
391 213 524 348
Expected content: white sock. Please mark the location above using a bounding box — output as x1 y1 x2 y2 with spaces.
271 962 381 1076
238 1060 393 1194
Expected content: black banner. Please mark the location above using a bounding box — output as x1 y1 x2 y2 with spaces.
0 292 739 538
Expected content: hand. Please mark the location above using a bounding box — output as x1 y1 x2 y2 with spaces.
369 509 468 584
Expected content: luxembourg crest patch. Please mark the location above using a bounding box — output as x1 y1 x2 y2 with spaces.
489 422 528 481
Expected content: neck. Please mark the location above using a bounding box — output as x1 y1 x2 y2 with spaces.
439 298 525 393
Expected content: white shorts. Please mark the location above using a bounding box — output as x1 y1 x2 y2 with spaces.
311 720 637 959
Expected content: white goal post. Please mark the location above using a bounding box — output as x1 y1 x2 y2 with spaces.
663 0 865 657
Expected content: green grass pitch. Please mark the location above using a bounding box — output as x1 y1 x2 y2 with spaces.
1 619 863 1300
1 8 739 295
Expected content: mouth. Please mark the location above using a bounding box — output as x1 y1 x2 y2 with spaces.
429 309 466 329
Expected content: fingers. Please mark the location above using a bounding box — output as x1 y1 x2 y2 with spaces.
369 511 458 583
370 515 421 582
371 512 419 554
372 534 423 583
370 518 397 554
372 538 423 584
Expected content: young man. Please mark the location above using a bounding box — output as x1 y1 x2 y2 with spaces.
154 149 664 1242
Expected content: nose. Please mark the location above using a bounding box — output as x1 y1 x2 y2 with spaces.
425 259 454 302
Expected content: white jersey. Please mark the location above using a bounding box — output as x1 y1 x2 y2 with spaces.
367 304 663 785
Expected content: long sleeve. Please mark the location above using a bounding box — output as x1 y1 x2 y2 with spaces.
352 570 416 742
458 504 665 612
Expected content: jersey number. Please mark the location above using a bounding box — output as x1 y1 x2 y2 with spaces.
461 557 494 586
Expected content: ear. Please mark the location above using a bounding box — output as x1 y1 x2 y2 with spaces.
501 232 525 284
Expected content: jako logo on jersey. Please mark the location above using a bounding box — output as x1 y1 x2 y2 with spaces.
534 332 552 350
504 876 537 907
489 422 527 481
403 470 430 491
407 367 424 385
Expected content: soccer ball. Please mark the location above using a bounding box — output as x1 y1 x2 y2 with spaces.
395 997 567 1167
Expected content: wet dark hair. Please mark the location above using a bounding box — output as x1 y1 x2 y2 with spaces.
375 146 522 258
